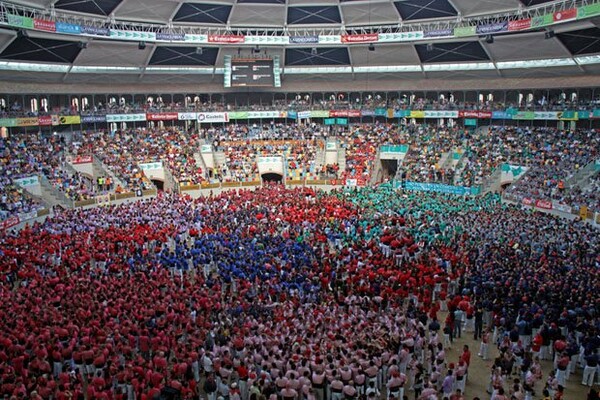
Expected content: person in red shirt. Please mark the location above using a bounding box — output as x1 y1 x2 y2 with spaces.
460 344 471 379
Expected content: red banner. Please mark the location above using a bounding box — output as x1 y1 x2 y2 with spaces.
508 19 531 31
553 8 577 22
348 110 361 118
34 19 56 32
146 112 179 121
522 198 534 206
329 110 361 117
208 34 245 44
38 115 53 126
70 155 93 165
535 199 553 210
459 111 492 119
341 33 379 43
1 216 20 231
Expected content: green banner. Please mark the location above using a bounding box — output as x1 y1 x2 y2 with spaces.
464 118 477 126
514 111 535 120
578 110 590 119
0 118 17 127
310 110 330 118
578 3 600 19
454 26 476 37
7 14 34 29
592 109 600 118
324 118 335 125
227 111 248 119
531 14 554 28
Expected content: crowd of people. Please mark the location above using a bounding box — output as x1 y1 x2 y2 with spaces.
0 184 597 400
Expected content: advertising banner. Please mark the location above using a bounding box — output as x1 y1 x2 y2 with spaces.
297 111 311 119
508 19 532 31
208 34 245 43
38 115 53 126
535 199 553 210
197 112 229 123
424 110 459 119
56 22 81 35
80 115 106 123
156 32 185 41
287 111 298 119
177 112 197 121
329 110 360 118
553 202 572 213
409 111 425 119
16 117 39 127
464 118 477 126
361 109 375 117
578 3 600 19
553 8 577 22
403 181 476 195
522 197 534 206
34 19 56 32
310 110 330 118
289 35 319 44
341 34 379 43
80 26 110 36
106 113 147 123
70 155 93 164
247 111 286 119
14 176 39 187
454 26 477 37
513 111 535 120
58 115 81 125
424 28 453 38
146 112 178 121
459 110 492 119
110 30 155 41
557 111 578 121
139 162 163 170
0 118 17 127
7 14 34 29
531 14 554 28
0 216 20 231
476 22 508 35
492 111 512 119
318 35 341 44
374 108 388 116
377 31 424 42
393 110 411 118
201 144 212 153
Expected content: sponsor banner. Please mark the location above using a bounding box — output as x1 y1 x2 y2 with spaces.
208 34 245 44
106 113 147 123
70 155 93 164
424 110 459 119
380 145 409 154
492 111 512 119
0 118 17 127
326 142 337 150
454 26 476 37
177 112 197 121
80 115 106 123
533 111 558 120
156 32 185 41
297 111 311 119
553 202 572 214
513 111 535 120
531 14 554 28
201 144 212 153
38 115 53 126
139 162 163 170
508 19 532 31
34 19 56 32
554 8 577 22
409 110 425 119
459 111 492 119
18 210 38 221
14 176 39 187
341 33 379 43
310 110 330 118
80 25 110 36
289 35 319 44
227 112 247 119
7 14 34 29
329 110 360 118
394 110 411 118
245 36 288 45
578 3 600 19
377 31 424 42
287 111 298 119
374 108 388 117
578 110 590 119
110 29 155 41
0 216 20 231
56 22 81 35
197 112 229 123
535 199 553 210
464 118 477 126
522 197 534 206
146 112 178 121
58 115 81 125
592 109 600 119
476 21 508 35
423 28 453 38
402 181 476 196
16 117 39 127
557 111 578 121
247 111 286 119
361 109 375 117
183 34 208 43
345 179 358 187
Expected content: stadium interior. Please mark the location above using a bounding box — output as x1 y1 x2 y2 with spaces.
0 0 599 400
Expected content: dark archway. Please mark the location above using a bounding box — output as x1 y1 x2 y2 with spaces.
151 179 164 191
262 173 283 184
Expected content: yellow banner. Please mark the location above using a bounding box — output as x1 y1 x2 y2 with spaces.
579 206 588 220
58 115 81 125
16 117 39 127
409 111 425 119
387 108 394 119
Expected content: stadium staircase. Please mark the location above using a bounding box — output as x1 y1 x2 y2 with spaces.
39 174 74 209
162 164 179 194
213 151 230 179
92 155 125 190
337 147 346 172
566 159 599 190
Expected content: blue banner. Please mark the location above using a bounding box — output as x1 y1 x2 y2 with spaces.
492 111 512 119
287 111 297 120
361 110 375 117
56 22 81 35
80 25 110 36
397 181 480 196
80 115 106 123
423 28 453 38
289 35 319 44
156 32 185 41
393 110 411 118
374 108 388 116
476 21 508 35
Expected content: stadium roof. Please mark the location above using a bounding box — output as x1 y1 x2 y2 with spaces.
0 0 600 88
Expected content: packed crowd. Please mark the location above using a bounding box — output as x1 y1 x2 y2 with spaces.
0 184 598 400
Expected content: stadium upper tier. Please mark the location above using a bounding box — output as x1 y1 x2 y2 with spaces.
1 1 600 86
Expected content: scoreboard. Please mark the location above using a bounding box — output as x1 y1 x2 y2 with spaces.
231 58 274 87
